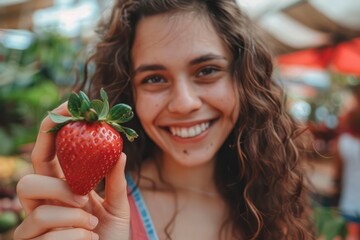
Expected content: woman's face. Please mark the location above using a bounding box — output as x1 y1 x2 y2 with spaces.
131 12 239 167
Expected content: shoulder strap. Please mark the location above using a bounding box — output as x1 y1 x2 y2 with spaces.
127 174 159 240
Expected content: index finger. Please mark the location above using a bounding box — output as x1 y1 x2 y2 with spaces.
31 101 69 176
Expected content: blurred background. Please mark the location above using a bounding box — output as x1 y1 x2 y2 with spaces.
0 0 359 239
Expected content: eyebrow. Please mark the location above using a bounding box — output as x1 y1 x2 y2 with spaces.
189 53 227 65
133 64 166 76
133 53 227 76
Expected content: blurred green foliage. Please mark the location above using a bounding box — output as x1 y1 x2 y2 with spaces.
0 31 82 155
313 206 347 240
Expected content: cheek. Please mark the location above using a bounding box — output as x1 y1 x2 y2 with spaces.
208 81 239 121
134 91 165 123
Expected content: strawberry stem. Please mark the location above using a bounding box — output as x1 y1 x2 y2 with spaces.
84 109 99 122
48 88 138 141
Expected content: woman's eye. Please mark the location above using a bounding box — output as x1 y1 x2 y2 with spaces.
197 67 218 77
142 75 166 84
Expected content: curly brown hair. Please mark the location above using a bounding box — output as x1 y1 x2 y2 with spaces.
76 0 314 239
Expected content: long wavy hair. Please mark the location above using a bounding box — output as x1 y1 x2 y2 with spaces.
76 0 314 239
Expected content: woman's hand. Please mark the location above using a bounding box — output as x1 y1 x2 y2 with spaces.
13 103 131 240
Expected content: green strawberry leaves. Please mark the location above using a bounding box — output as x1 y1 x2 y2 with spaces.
91 99 104 116
108 104 134 123
48 88 138 142
48 112 73 123
99 88 109 119
68 93 81 117
110 123 138 142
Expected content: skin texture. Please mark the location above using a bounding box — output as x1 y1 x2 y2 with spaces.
132 12 239 168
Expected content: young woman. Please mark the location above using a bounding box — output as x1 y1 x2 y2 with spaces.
14 0 314 239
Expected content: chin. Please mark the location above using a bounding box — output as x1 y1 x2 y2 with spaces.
169 151 216 168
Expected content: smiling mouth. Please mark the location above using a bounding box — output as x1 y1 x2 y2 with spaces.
168 121 211 138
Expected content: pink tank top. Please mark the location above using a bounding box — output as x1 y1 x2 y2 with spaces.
127 174 159 240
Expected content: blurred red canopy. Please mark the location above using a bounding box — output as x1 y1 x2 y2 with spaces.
277 38 360 76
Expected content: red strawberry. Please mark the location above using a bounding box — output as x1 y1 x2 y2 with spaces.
48 89 138 195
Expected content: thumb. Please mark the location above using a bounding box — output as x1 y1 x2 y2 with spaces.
104 152 130 217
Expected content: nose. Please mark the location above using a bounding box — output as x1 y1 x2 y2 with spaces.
168 79 202 114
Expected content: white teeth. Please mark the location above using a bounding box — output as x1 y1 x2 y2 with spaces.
169 122 210 138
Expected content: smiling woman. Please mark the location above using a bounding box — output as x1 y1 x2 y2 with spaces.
131 11 238 168
13 0 315 240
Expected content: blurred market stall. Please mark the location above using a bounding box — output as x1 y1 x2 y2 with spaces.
237 0 360 144
1 0 360 239
237 0 360 54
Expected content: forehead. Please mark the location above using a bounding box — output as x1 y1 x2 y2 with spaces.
131 11 229 66
135 11 209 39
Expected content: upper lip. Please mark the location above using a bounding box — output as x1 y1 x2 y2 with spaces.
160 118 217 128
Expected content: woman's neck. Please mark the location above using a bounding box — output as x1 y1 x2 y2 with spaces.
139 152 218 196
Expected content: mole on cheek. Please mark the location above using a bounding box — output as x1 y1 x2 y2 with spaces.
183 150 188 155
207 142 213 150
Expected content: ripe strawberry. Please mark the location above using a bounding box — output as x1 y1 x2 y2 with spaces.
48 89 138 195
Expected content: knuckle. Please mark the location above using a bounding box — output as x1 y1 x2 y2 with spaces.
31 205 48 224
74 209 90 224
40 231 60 240
16 174 34 196
73 228 93 240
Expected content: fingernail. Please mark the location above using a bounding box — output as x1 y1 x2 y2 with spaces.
89 215 99 228
91 232 99 240
53 106 61 111
56 101 68 109
74 195 89 205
